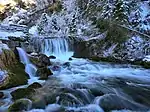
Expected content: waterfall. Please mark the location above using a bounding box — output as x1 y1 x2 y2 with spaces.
25 64 37 78
16 47 37 78
41 38 73 61
16 47 30 65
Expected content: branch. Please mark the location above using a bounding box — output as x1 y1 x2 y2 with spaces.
118 25 150 39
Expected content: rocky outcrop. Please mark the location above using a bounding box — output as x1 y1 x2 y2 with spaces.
39 54 51 67
30 53 53 79
0 43 28 89
73 34 150 68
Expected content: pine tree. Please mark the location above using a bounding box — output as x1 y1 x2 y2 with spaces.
112 0 130 24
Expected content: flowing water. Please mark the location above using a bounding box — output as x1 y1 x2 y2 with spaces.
27 38 150 112
41 38 73 61
1 38 150 112
0 48 43 112
16 47 37 78
0 0 150 111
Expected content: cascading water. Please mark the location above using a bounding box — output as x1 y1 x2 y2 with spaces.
41 38 73 61
16 47 37 78
16 47 30 65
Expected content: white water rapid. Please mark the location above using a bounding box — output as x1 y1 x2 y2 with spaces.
27 38 150 112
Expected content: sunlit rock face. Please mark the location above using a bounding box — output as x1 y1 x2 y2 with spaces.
0 0 16 5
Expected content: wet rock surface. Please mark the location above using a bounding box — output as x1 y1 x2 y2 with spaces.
11 82 42 100
49 55 56 59
8 99 32 112
37 67 53 80
37 54 51 68
99 94 148 111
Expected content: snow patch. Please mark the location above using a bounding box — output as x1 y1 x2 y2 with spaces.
0 31 26 40
0 41 10 53
29 26 38 36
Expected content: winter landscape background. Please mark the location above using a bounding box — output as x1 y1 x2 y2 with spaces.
0 0 150 112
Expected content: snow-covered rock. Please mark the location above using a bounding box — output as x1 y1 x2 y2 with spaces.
0 31 26 40
143 55 150 62
0 24 28 41
2 8 30 25
0 41 10 54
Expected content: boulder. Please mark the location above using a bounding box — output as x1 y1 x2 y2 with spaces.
99 94 148 111
28 82 42 89
122 84 150 107
0 49 16 68
37 67 53 80
69 57 73 61
11 83 42 100
73 41 90 58
49 55 56 59
0 49 28 90
8 99 32 112
37 54 51 67
63 62 70 67
32 96 47 109
0 70 28 90
11 88 34 100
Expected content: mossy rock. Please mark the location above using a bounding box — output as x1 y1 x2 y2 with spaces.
11 82 42 100
142 62 150 69
36 54 51 68
0 49 29 90
136 61 150 69
0 49 16 69
37 67 53 80
0 70 28 90
30 56 39 66
11 88 34 100
130 60 150 69
32 96 47 109
28 82 42 89
8 98 32 112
